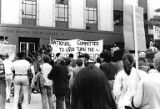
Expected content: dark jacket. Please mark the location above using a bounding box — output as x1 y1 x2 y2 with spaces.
48 64 69 95
100 62 118 80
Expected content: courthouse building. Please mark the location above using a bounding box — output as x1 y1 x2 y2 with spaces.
0 0 159 52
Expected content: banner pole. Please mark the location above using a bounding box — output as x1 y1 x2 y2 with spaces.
49 37 52 44
133 5 139 71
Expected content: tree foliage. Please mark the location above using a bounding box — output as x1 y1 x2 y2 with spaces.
148 8 160 27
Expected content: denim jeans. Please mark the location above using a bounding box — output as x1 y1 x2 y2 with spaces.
0 80 6 109
13 76 29 109
41 86 54 109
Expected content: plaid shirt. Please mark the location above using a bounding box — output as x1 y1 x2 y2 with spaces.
0 59 5 79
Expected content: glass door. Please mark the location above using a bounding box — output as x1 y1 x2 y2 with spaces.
20 42 35 52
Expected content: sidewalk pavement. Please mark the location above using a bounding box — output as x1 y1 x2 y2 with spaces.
6 93 56 109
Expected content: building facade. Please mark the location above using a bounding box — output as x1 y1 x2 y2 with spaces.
0 0 156 52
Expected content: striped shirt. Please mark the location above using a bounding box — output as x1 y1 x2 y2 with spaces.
0 59 5 79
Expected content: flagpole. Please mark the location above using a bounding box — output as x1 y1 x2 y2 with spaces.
133 4 139 71
49 37 52 44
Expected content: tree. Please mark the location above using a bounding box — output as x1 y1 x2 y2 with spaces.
148 9 160 27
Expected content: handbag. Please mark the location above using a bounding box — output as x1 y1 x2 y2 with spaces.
34 71 45 89
27 68 33 80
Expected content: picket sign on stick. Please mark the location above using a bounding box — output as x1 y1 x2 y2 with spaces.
133 5 139 72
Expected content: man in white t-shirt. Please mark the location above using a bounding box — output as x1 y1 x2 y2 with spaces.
12 52 30 109
3 54 13 103
40 54 53 109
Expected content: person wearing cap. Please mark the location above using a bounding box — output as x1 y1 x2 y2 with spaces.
129 52 160 109
0 54 6 109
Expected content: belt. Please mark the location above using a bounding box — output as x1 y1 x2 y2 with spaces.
6 74 12 75
15 74 27 76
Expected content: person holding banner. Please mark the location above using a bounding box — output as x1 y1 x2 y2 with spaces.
113 53 147 109
129 52 160 109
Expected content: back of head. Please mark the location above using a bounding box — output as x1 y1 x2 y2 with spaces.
100 51 112 62
56 53 61 57
56 57 65 65
139 52 146 59
122 53 135 75
76 58 83 67
96 57 101 63
113 50 124 62
69 53 74 58
71 65 116 109
43 54 50 63
154 52 160 72
64 57 71 66
82 53 90 61
17 52 25 59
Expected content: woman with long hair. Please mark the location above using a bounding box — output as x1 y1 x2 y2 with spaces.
71 65 116 109
113 53 147 109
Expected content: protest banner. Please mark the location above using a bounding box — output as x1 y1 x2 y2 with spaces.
0 44 16 60
153 25 160 40
50 39 103 60
123 5 146 51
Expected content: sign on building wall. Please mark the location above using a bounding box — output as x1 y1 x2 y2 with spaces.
153 26 160 40
50 39 103 60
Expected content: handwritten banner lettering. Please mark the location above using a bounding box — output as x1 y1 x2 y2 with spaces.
50 39 103 60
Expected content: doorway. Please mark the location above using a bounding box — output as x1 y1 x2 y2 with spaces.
19 37 39 57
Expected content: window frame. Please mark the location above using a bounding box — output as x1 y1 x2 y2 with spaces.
22 0 37 19
55 3 68 22
86 7 97 24
114 10 123 26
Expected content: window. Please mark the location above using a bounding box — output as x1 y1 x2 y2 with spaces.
22 0 37 25
56 0 68 22
114 10 123 26
86 7 97 24
0 36 8 44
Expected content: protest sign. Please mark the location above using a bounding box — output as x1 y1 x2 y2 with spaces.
123 5 146 51
50 39 103 60
0 44 16 60
153 25 160 40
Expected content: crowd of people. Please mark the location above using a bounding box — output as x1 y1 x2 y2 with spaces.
0 44 160 109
